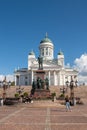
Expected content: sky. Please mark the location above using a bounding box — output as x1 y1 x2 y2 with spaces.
0 0 87 84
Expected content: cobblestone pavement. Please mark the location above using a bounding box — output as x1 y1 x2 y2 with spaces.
0 102 87 130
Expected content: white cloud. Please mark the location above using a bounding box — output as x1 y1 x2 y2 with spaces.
74 53 87 85
6 75 14 82
0 75 14 82
65 63 70 68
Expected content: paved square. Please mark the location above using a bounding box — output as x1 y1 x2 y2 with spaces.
0 102 87 130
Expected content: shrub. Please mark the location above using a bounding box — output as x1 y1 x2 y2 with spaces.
51 92 56 97
59 93 65 98
58 93 65 100
14 93 19 98
23 92 28 97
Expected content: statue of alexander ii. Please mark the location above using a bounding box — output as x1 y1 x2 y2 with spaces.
38 55 43 70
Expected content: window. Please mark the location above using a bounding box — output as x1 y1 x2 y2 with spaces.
25 81 27 85
41 48 44 56
25 77 27 79
46 47 48 55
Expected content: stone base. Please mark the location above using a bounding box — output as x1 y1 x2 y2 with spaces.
32 89 51 99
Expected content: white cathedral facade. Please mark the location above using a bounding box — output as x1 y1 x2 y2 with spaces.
14 34 78 86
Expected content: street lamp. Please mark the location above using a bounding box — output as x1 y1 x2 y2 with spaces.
16 86 24 95
2 77 8 99
60 86 66 96
66 79 78 105
8 81 11 87
70 80 74 99
1 77 12 99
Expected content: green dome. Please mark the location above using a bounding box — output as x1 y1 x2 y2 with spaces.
40 33 52 44
29 50 35 55
58 50 63 55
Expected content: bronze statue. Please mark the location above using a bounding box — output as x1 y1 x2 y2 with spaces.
37 77 42 89
45 77 49 90
38 56 43 69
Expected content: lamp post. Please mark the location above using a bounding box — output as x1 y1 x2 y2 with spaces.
16 86 24 95
8 81 11 88
60 86 66 96
66 79 78 105
2 76 8 99
2 77 12 99
0 77 11 103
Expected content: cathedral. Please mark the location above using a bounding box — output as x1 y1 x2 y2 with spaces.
14 34 78 86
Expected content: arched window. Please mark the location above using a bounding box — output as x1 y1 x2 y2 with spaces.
46 47 48 55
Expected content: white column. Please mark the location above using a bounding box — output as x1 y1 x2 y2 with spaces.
48 71 50 86
54 71 56 86
31 70 34 84
63 75 65 85
14 75 17 86
43 48 45 56
58 71 61 86
44 48 46 56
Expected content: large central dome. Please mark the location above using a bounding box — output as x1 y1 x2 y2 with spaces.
40 33 53 44
39 33 54 60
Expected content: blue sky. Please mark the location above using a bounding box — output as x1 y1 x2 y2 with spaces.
0 0 87 77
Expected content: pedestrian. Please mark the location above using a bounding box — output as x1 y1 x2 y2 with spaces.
1 98 4 106
65 95 71 111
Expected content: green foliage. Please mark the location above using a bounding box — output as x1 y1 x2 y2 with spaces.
14 93 19 98
23 92 28 97
58 93 65 100
51 92 56 97
59 93 65 98
11 81 15 86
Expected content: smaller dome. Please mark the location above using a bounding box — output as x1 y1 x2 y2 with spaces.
58 50 63 55
40 33 52 44
29 50 35 55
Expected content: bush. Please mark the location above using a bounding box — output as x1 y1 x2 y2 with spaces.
15 93 19 98
59 93 65 97
23 92 28 97
58 93 65 100
51 92 56 97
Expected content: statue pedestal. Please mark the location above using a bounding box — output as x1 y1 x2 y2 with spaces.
32 89 51 99
31 69 50 99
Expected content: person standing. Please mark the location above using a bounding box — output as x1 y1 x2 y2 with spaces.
1 98 4 106
65 95 71 111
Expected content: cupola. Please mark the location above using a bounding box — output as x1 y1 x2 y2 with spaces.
39 33 54 60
